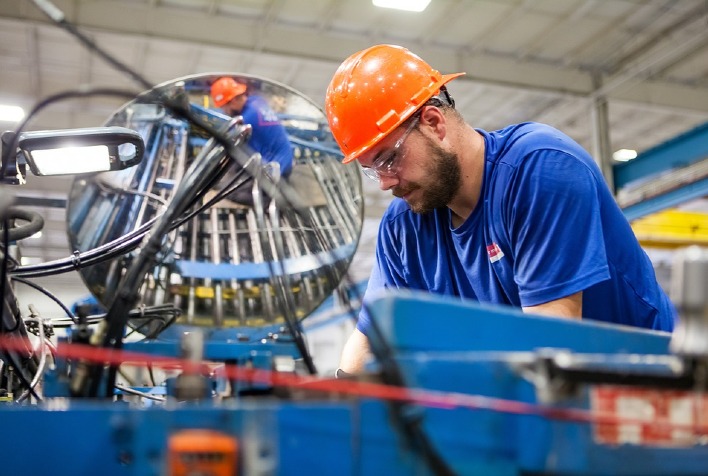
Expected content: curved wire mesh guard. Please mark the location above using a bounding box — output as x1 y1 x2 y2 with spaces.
67 73 363 333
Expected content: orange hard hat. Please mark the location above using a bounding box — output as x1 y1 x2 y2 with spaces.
325 44 465 164
210 77 247 108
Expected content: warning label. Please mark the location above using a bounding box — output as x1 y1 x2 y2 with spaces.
591 386 708 447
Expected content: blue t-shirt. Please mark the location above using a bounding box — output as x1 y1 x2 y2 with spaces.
241 95 293 177
358 122 676 334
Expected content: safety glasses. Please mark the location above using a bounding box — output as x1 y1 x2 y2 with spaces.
361 115 420 182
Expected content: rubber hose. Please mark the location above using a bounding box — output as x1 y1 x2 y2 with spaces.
5 207 44 242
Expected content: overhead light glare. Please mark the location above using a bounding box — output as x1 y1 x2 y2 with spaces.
30 145 111 175
0 105 25 123
613 148 638 162
20 256 41 266
373 0 431 12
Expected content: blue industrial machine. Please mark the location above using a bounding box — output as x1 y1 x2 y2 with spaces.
1 2 708 474
1 288 708 475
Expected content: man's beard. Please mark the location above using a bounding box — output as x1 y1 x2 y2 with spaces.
394 137 461 214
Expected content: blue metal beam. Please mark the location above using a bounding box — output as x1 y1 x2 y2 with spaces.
622 177 708 221
613 121 708 189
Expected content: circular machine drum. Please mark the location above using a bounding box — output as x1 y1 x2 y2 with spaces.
66 73 363 337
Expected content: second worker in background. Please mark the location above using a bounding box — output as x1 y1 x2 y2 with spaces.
211 77 293 206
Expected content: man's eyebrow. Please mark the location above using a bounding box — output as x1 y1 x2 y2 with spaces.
361 148 389 167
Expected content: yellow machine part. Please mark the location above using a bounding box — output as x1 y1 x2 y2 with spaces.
632 209 708 249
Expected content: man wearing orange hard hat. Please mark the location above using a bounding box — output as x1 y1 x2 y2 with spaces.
210 77 293 204
325 44 676 375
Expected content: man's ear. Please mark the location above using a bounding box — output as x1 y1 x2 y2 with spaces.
419 105 446 140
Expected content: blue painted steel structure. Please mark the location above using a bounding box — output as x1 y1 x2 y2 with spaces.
615 121 708 220
623 176 708 221
2 292 707 475
614 121 708 190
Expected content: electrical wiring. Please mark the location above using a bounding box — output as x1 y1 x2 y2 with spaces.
45 305 179 332
0 282 41 401
11 276 77 323
11 4 357 320
1 87 157 284
114 383 166 402
43 315 104 328
10 118 253 280
95 178 169 207
124 305 181 340
22 0 374 443
94 132 243 398
16 313 48 403
0 85 346 392
0 334 705 437
10 215 157 278
1 86 346 378
0 226 12 334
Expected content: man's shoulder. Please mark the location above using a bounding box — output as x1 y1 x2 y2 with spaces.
380 199 440 227
484 122 588 166
494 122 572 149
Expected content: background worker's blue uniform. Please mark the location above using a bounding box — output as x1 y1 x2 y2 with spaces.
241 95 293 177
358 122 676 335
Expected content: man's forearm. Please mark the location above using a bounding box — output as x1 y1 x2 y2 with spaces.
338 328 371 374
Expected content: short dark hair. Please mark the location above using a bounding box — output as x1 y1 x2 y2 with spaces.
421 86 463 122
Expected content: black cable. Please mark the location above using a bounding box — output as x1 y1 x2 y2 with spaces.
12 214 158 278
11 276 78 323
123 304 181 339
30 0 154 91
0 224 10 335
11 159 250 279
126 313 177 340
2 83 323 381
147 364 156 387
0 275 41 401
361 298 456 475
93 138 238 397
29 0 357 398
0 87 158 283
5 99 348 379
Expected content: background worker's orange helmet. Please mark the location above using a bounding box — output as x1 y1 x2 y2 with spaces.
210 77 247 108
325 44 465 164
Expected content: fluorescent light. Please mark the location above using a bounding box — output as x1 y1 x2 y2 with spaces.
373 0 431 12
613 148 638 162
0 105 25 123
30 145 111 175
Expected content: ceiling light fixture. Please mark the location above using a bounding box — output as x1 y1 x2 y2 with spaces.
613 148 638 162
373 0 431 12
0 105 25 123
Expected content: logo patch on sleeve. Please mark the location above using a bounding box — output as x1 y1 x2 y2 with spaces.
486 243 505 263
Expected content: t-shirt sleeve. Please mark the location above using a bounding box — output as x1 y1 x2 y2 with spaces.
507 150 610 307
356 218 406 335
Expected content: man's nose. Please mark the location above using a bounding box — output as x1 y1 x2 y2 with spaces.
378 173 398 191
